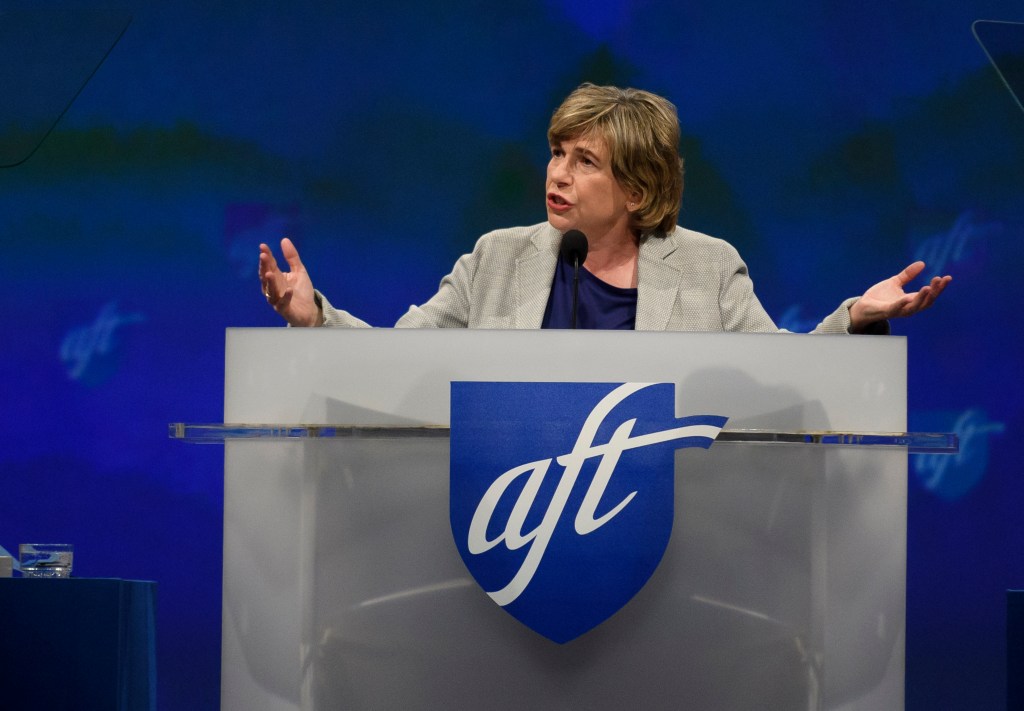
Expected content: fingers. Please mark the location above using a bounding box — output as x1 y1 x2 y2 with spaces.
259 239 318 326
888 265 952 316
918 279 941 311
258 247 281 300
915 276 951 312
259 240 302 300
857 263 952 324
895 261 925 285
281 237 305 273
264 278 294 312
897 275 952 317
932 275 952 293
900 287 931 316
896 262 952 289
258 244 278 280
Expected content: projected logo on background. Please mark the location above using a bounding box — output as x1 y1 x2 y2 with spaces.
913 408 1005 501
450 381 727 643
60 302 145 386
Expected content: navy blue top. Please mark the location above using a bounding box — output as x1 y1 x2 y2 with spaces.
541 255 638 330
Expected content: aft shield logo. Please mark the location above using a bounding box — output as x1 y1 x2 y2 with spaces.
450 382 727 643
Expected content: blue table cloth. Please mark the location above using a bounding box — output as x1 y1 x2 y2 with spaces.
1012 590 1023 711
0 578 156 711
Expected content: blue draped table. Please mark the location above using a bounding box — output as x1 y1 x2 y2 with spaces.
1012 590 1023 711
0 578 156 711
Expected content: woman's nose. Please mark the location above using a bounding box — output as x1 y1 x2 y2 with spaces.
549 158 571 184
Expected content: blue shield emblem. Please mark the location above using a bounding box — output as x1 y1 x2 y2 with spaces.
450 382 727 643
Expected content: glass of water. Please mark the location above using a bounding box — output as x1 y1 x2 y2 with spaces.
19 543 74 578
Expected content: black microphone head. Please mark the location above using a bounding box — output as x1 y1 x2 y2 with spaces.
559 229 589 264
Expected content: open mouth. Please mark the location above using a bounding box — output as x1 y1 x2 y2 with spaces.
547 193 572 209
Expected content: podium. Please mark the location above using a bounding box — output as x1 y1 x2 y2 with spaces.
174 329 956 710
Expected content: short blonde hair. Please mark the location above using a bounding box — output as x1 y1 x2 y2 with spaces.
548 83 684 235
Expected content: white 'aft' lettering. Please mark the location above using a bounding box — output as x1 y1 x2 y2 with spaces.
466 383 722 606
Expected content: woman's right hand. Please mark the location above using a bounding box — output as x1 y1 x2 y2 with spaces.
258 238 322 327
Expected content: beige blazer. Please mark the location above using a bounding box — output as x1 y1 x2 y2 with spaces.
320 222 856 333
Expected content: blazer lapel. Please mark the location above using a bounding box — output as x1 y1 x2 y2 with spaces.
515 226 560 328
636 233 682 331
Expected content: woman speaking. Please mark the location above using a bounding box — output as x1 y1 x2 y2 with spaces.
259 84 950 331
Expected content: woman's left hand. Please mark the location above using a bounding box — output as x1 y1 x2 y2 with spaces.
849 261 952 332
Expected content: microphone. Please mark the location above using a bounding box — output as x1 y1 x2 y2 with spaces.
559 230 588 329
560 229 588 265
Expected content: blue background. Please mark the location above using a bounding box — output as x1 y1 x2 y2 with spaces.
1 1 1021 708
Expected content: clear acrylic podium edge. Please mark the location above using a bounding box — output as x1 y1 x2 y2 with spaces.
169 423 958 454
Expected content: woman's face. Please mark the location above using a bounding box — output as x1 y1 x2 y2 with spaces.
546 134 635 242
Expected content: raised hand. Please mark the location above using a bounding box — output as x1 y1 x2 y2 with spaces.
258 238 321 327
849 261 951 332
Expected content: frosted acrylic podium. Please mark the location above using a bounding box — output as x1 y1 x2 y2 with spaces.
173 329 956 711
